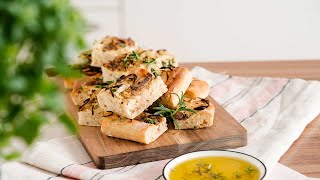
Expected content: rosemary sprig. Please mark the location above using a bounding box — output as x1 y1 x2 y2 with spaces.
144 118 156 124
95 80 114 88
122 51 140 67
131 51 140 59
143 58 157 66
153 92 197 130
161 59 176 70
151 68 159 78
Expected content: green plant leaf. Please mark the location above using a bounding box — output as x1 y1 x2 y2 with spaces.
3 151 21 160
14 114 46 145
0 0 86 160
58 113 77 134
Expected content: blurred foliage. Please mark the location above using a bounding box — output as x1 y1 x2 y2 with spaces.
0 0 87 160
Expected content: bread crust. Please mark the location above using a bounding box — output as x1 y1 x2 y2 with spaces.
174 97 215 129
101 113 167 144
185 78 209 99
160 67 193 108
64 78 77 90
78 105 113 126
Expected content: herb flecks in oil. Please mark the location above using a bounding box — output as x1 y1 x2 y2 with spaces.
245 165 256 175
169 157 260 180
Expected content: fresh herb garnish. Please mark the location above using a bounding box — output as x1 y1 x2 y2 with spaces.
144 118 156 124
131 51 140 59
151 68 159 78
143 58 157 66
191 162 226 179
122 51 140 67
244 165 255 175
161 59 176 70
153 92 197 130
104 80 114 85
95 80 114 88
122 54 131 67
234 171 242 179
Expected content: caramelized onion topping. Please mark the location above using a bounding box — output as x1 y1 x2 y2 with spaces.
194 98 209 110
131 73 152 91
79 98 90 111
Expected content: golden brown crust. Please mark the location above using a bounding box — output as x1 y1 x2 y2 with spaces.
185 78 209 99
78 105 113 127
160 67 193 108
100 113 167 144
64 78 76 90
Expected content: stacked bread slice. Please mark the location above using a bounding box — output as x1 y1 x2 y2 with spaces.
68 36 215 144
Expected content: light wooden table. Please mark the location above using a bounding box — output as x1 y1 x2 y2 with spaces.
182 60 320 178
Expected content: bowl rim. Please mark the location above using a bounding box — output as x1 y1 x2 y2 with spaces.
162 150 267 180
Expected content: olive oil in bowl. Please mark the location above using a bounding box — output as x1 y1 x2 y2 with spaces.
169 156 259 180
163 150 266 180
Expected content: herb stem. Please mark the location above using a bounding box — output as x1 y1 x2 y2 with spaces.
152 91 197 130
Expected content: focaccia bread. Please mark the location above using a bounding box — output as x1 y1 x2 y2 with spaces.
64 50 101 90
185 78 209 99
97 70 168 119
70 74 103 106
70 74 113 126
156 49 178 68
91 36 137 67
77 98 113 126
160 67 193 109
101 113 167 144
101 49 177 82
174 96 215 129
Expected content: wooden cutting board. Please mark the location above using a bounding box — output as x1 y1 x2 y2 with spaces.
66 93 247 169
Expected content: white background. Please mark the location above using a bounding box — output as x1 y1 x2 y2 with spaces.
72 0 320 62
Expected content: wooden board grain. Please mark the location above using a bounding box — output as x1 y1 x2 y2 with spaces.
66 94 247 169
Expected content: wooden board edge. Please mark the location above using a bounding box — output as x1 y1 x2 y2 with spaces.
93 134 247 169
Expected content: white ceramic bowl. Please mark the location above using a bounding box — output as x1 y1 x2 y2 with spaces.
163 150 267 180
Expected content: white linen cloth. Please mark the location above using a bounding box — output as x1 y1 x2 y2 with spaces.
1 66 320 180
